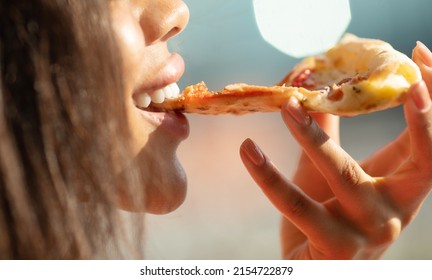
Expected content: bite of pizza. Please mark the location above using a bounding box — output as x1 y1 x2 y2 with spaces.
147 34 422 116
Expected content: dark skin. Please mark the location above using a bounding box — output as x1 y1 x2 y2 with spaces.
240 42 432 259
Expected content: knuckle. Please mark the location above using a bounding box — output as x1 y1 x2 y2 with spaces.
259 163 308 218
365 216 402 245
261 164 283 187
284 192 307 217
339 160 361 187
310 123 330 146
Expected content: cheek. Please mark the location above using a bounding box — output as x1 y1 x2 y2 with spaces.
111 14 146 94
126 110 153 156
119 25 143 67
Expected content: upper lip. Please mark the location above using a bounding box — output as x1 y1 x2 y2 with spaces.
133 52 185 95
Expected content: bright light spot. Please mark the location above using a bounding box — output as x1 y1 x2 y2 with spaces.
253 0 351 58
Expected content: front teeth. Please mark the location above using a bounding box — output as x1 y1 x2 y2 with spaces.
162 83 180 99
135 83 180 108
136 93 152 108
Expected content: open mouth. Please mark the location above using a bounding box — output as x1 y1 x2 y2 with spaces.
133 82 190 139
134 82 181 112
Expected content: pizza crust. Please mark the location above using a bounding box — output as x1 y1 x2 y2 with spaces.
151 34 421 116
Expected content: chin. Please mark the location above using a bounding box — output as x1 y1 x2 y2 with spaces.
144 158 187 214
116 155 187 214
124 138 188 214
141 123 189 214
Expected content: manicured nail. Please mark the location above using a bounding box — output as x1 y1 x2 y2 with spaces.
241 138 265 166
285 97 312 126
416 41 432 67
410 81 431 111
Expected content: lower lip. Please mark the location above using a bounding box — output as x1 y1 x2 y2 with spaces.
141 110 190 140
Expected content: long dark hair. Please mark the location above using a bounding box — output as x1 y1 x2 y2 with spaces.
0 0 144 259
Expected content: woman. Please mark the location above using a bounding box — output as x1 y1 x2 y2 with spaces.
2 0 432 260
1 0 189 258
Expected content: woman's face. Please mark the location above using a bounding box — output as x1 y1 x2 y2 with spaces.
109 0 190 214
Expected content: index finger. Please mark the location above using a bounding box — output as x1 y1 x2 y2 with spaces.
281 97 374 217
239 138 333 242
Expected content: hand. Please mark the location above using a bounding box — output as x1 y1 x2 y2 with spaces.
239 42 432 259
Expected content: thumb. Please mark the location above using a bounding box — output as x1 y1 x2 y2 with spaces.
404 80 432 169
412 41 432 94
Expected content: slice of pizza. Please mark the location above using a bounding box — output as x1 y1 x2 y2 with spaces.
149 34 421 116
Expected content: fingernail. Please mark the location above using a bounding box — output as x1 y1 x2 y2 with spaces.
241 138 265 166
285 97 312 126
410 81 431 111
416 41 432 67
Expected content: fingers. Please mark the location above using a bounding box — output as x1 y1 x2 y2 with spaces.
383 81 432 210
310 112 340 143
292 113 340 202
413 41 432 93
239 138 328 239
382 43 432 208
281 97 373 213
404 81 432 172
360 42 432 177
409 42 432 168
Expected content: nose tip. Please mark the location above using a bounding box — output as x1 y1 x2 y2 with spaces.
141 0 190 44
161 2 189 42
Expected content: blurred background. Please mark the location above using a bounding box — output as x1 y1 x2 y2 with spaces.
144 0 432 259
